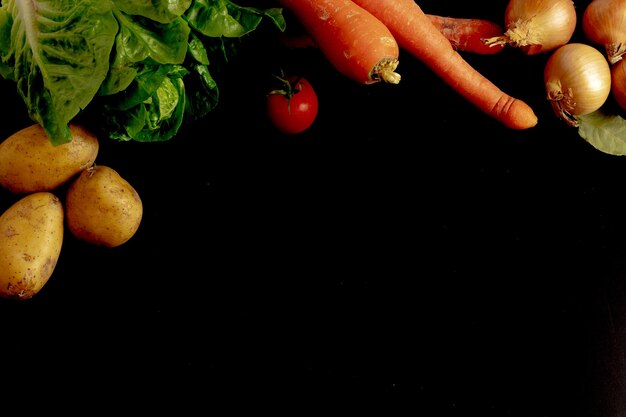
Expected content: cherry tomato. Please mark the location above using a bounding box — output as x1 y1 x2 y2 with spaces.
266 75 318 134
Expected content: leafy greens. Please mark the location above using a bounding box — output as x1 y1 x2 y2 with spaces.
0 0 285 145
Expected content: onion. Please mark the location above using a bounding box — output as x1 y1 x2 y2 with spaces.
582 0 626 64
484 0 577 55
544 43 611 126
611 58 626 110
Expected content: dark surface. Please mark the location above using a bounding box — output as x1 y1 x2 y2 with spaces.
1 0 625 414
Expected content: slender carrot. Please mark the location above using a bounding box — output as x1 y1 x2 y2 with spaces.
427 15 505 55
351 0 538 130
277 0 401 85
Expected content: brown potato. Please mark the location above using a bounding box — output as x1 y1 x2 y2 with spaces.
65 165 143 248
0 192 64 300
0 123 99 193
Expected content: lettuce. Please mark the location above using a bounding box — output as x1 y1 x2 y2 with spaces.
0 0 118 145
0 0 285 144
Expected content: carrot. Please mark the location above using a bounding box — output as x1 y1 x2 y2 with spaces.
427 15 505 55
351 0 538 130
277 0 401 85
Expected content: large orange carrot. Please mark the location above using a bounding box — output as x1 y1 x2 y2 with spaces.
277 0 401 85
427 15 505 55
351 0 538 130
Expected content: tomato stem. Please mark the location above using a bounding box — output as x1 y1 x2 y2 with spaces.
268 70 304 112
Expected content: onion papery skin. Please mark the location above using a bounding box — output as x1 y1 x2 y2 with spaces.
544 43 611 126
493 0 577 55
582 0 626 64
611 59 626 110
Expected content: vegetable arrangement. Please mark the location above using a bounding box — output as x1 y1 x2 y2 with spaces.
4 0 626 147
273 0 626 155
9 0 626 300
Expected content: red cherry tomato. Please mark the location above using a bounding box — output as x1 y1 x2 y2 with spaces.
267 75 318 134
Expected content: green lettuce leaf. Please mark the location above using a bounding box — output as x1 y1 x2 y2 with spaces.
97 64 188 142
113 0 193 23
185 0 286 38
0 0 118 145
184 32 219 121
100 10 191 96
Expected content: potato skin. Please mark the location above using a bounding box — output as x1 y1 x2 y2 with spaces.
0 192 64 300
0 123 99 193
65 165 143 248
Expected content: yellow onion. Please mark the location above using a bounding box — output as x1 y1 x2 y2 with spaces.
484 0 577 55
544 43 611 126
582 0 626 64
611 58 626 110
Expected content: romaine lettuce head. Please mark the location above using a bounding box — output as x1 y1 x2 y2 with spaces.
0 0 285 144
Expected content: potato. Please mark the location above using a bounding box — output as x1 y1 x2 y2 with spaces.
0 192 64 300
65 165 143 248
0 123 99 193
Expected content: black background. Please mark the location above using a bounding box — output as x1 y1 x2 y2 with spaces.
1 0 624 415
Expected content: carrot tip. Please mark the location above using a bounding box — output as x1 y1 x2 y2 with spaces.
371 58 401 84
508 101 539 130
